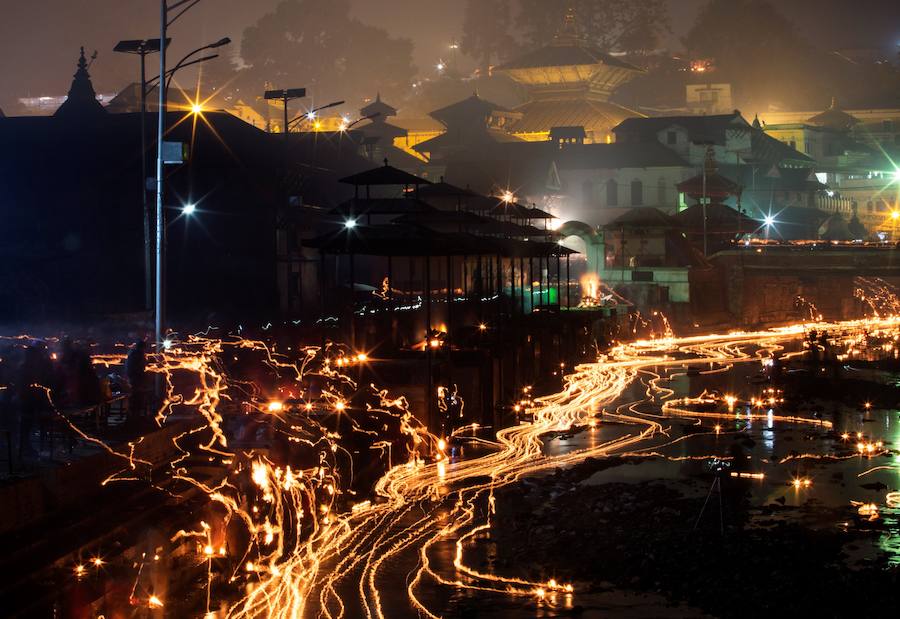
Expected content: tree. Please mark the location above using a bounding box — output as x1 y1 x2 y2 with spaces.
616 1 671 53
683 0 821 110
461 0 517 73
516 0 670 52
220 0 415 109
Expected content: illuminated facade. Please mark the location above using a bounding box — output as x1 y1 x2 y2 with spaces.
761 100 900 233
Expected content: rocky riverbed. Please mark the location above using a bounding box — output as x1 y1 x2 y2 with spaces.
487 455 899 618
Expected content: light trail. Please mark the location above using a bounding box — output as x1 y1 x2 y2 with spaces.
223 316 900 618
11 317 897 615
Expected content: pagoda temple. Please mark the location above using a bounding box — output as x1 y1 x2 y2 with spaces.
356 94 426 169
412 93 523 163
358 93 407 144
496 8 643 144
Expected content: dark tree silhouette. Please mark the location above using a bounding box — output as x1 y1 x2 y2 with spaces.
220 0 415 109
515 0 670 51
461 0 517 73
683 0 823 110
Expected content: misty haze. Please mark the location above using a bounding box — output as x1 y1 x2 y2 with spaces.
1 1 899 618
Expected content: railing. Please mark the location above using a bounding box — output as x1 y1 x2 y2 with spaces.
816 193 854 214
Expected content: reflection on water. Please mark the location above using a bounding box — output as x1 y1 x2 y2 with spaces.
543 357 900 566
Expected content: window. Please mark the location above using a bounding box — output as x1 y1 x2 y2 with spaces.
789 140 796 150
606 179 618 206
666 131 677 145
657 178 667 205
631 180 643 206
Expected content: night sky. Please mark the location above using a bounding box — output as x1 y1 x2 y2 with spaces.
1 0 897 112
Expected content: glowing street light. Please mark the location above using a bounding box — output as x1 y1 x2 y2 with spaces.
339 112 380 133
154 3 231 350
344 218 357 230
764 214 776 227
287 100 346 131
182 202 197 215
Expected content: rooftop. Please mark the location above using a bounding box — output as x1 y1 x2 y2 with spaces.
497 44 643 73
429 94 516 127
339 162 431 187
509 99 641 136
360 93 398 119
613 112 749 144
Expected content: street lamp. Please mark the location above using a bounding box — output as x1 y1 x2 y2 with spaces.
287 100 346 131
114 37 170 312
154 0 230 349
263 87 308 136
163 37 230 95
763 214 776 242
182 202 197 215
340 112 380 132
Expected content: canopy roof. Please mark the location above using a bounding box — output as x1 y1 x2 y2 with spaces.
339 162 430 187
305 224 574 258
330 197 436 218
417 181 480 199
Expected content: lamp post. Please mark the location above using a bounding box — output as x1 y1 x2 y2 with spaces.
263 87 308 138
155 0 230 348
114 38 169 312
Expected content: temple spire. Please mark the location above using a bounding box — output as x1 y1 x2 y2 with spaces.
554 5 582 46
55 47 107 118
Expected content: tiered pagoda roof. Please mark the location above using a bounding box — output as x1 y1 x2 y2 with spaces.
495 9 644 139
361 93 398 119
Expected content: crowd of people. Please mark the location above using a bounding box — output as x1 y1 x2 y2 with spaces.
0 338 147 467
